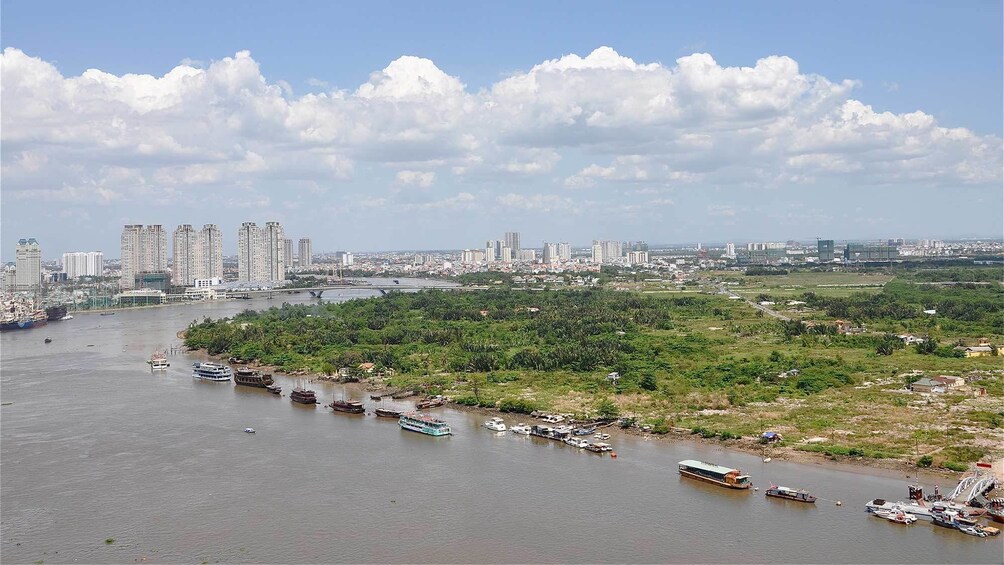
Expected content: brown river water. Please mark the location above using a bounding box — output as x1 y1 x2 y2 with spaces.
2 285 1001 563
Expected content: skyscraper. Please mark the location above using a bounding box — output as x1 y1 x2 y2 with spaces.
14 238 42 291
725 242 736 258
196 224 224 280
505 231 521 253
172 224 198 286
264 222 285 281
298 238 313 268
120 225 167 289
120 225 142 288
817 239 835 262
542 242 559 264
558 242 572 262
237 222 265 282
62 251 104 279
283 238 294 270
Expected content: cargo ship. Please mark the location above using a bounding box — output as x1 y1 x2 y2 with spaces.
678 460 752 489
1 307 47 331
45 304 68 321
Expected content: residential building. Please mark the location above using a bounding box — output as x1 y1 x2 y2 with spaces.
119 225 167 289
335 251 354 267
958 345 993 358
62 251 104 279
484 244 496 264
263 222 285 281
505 231 521 253
195 224 224 280
725 242 736 259
237 222 266 282
627 251 649 265
14 238 42 291
298 238 313 268
120 225 143 288
194 277 223 288
172 224 198 286
500 247 512 263
558 242 572 261
542 242 559 264
910 378 944 394
843 243 898 262
591 240 623 263
817 239 835 262
283 238 294 270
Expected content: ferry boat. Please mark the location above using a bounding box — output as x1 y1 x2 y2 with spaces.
290 388 318 404
192 362 233 381
150 351 170 370
765 485 816 503
328 399 365 413
677 460 752 490
233 368 274 388
399 412 451 436
375 408 402 418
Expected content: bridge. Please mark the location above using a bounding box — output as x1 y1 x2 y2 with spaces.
223 283 461 300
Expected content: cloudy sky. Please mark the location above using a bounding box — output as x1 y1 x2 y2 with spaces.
2 1 1001 260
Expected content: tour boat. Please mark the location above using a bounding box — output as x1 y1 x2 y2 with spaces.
586 442 613 453
678 460 752 490
328 399 365 414
290 387 318 404
765 485 816 503
192 362 233 381
509 423 531 435
399 412 451 436
483 417 507 432
234 368 274 388
150 351 169 370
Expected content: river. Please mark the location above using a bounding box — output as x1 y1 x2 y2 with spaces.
2 283 1001 563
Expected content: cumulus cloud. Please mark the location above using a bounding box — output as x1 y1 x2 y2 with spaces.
1 44 999 219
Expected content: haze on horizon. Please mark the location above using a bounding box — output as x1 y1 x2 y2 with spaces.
1 1 1002 261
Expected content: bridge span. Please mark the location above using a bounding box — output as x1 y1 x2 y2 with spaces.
224 283 462 300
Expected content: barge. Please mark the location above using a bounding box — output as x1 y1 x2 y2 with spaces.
677 460 751 490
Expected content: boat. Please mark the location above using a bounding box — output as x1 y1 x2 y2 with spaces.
233 368 274 388
765 485 816 503
60 315 73 320
370 394 384 401
509 423 531 435
530 425 554 438
265 384 282 395
416 396 447 410
980 525 1000 536
45 305 68 321
586 442 613 453
391 390 417 400
1 309 47 331
593 433 611 440
328 399 365 414
564 437 589 448
988 507 1004 523
375 408 402 418
150 351 169 370
483 417 507 432
192 362 232 381
865 497 982 521
873 508 917 524
678 460 752 490
44 337 52 343
244 427 255 434
574 426 597 436
959 525 987 537
290 388 318 404
399 412 451 436
100 312 115 316
931 508 978 529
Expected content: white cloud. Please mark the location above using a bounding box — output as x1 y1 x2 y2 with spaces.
395 170 436 188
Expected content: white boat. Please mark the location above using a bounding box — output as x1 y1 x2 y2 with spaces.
959 525 987 537
873 507 917 524
244 427 255 434
509 423 531 435
593 433 611 440
564 437 589 448
60 315 73 320
554 425 574 435
483 417 507 432
150 351 169 370
865 498 975 520
192 362 233 381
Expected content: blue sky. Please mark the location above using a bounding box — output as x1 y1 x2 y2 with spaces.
2 0 1002 259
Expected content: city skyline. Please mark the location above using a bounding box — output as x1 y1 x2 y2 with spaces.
2 1 1002 260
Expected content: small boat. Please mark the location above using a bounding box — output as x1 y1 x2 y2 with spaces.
150 350 169 370
959 525 987 537
593 433 611 440
290 388 318 404
586 442 613 453
60 315 73 320
483 417 507 432
416 396 447 410
44 337 52 343
980 525 1000 536
564 437 589 448
370 394 384 401
100 312 115 316
988 507 1004 524
574 426 597 436
329 399 365 414
375 408 402 418
266 384 282 395
873 508 917 524
509 423 531 435
244 427 255 434
765 485 816 503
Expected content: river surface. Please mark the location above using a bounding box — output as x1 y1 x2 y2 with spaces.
2 283 1001 563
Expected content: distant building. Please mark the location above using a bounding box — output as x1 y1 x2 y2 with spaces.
116 289 166 306
505 231 521 253
134 271 171 292
237 222 266 282
172 224 198 286
196 224 224 281
120 225 167 289
335 251 354 267
958 345 993 358
558 242 572 262
14 238 42 291
62 251 104 279
725 242 736 259
542 242 559 264
263 222 286 281
910 378 944 394
817 239 834 262
627 251 649 265
298 238 313 268
591 240 623 263
844 243 898 262
283 238 294 271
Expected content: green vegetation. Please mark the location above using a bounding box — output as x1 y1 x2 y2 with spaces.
104 539 115 545
185 271 1003 465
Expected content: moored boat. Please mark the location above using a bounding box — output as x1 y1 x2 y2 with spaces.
266 384 282 395
290 387 318 404
987 507 1004 523
765 484 816 503
416 396 447 410
586 442 613 453
678 460 752 490
483 417 506 432
509 423 531 435
873 508 917 524
574 426 597 436
150 351 169 370
45 305 68 321
399 411 451 436
375 408 402 418
391 390 417 400
234 368 274 388
192 362 232 381
328 399 365 413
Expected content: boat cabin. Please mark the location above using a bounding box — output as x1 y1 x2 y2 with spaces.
678 459 751 489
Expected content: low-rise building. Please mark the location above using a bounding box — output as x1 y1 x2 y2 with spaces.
116 289 166 306
931 375 964 388
910 378 945 394
958 345 993 358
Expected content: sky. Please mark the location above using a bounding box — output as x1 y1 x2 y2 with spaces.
2 0 1002 260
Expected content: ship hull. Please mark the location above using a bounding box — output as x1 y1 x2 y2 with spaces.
0 319 47 332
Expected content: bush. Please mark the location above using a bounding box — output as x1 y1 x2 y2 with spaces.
452 396 479 406
943 461 968 472
917 455 933 467
718 431 739 441
651 417 670 434
498 398 538 414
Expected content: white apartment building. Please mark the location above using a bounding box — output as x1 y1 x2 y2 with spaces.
283 238 294 270
196 224 224 280
542 242 559 264
558 242 572 262
15 238 42 290
627 251 649 265
263 222 285 280
298 238 313 267
120 225 167 289
172 224 198 287
62 251 104 279
237 222 266 282
591 240 624 264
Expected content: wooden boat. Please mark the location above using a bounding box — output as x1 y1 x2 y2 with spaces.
370 394 384 401
328 399 365 414
266 384 282 395
375 408 403 418
416 396 447 410
391 390 418 400
234 368 275 388
765 485 816 503
290 388 317 404
678 460 751 490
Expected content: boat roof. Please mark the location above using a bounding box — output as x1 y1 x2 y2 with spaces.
401 411 447 424
678 459 741 474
